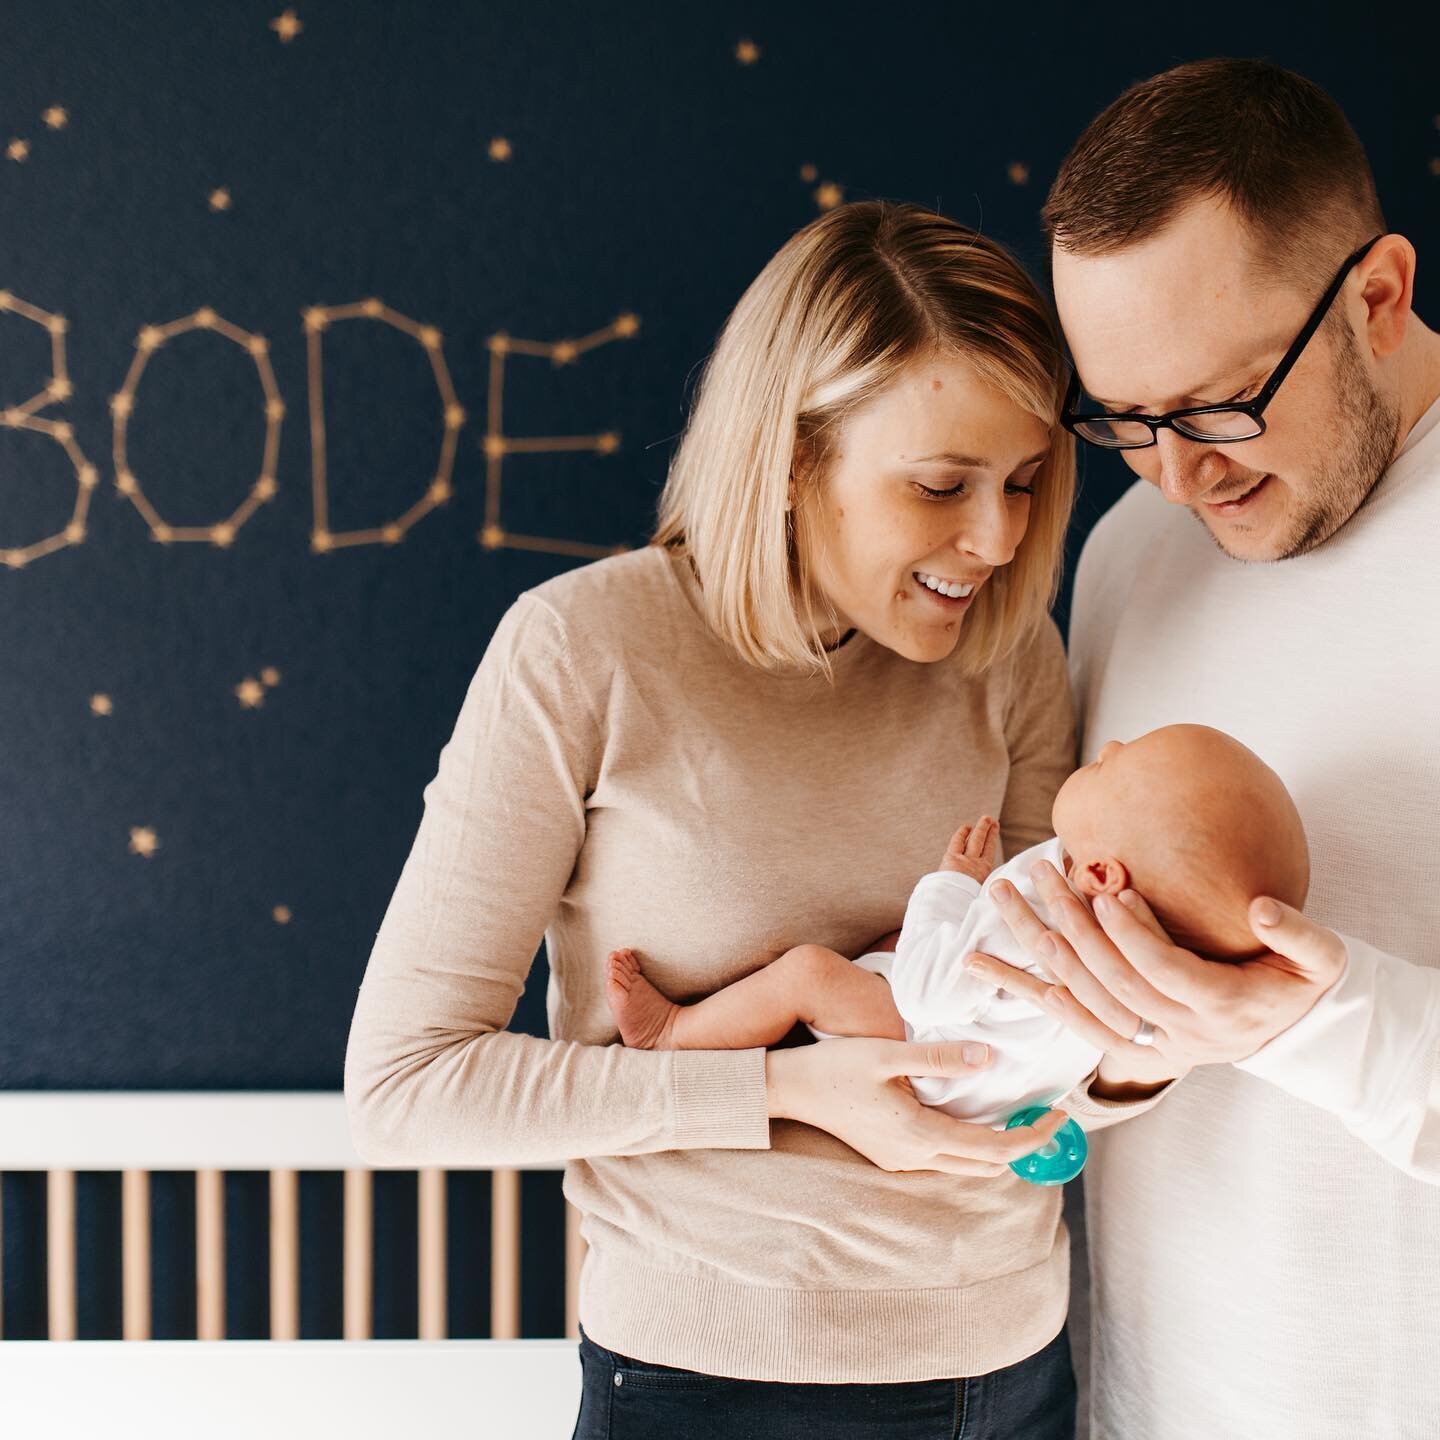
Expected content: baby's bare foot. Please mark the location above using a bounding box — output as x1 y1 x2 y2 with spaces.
606 947 681 1049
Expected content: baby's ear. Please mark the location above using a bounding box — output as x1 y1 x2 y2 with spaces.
1075 856 1130 898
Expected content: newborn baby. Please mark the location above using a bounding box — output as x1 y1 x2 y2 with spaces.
605 724 1310 1126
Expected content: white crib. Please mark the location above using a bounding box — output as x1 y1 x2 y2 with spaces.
0 1093 584 1437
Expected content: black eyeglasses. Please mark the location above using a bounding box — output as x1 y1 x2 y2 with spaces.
1061 234 1382 450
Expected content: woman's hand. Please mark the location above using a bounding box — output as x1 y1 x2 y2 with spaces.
765 1036 1070 1177
965 859 1347 1076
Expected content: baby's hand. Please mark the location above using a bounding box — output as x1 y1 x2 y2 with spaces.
940 815 998 883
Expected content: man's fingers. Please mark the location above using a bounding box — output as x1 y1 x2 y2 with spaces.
1028 859 1074 914
1045 985 1135 1053
1028 876 1192 1021
1091 893 1216 1004
1035 929 1152 1038
963 951 1050 1009
1115 887 1170 940
1247 897 1348 984
989 879 1054 956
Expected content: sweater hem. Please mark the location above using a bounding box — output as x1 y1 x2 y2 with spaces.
577 1240 1070 1383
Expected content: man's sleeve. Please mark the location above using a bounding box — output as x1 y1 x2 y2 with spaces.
1235 937 1440 1184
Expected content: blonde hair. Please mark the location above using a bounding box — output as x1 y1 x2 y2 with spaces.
651 201 1075 679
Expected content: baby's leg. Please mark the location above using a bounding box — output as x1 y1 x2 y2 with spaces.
606 944 906 1051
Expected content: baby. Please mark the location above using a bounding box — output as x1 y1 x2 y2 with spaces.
605 724 1310 1127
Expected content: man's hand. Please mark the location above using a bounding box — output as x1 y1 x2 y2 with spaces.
963 859 1349 1070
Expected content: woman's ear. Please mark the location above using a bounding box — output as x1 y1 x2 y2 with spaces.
1073 856 1130 898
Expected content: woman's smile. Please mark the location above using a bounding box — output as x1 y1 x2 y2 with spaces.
911 568 983 610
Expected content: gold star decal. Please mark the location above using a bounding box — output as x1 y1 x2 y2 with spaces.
42 107 68 130
735 38 760 65
488 136 513 162
1007 162 1030 186
814 181 844 211
799 163 818 183
7 139 30 163
129 827 160 859
260 666 282 687
270 9 303 42
209 188 232 211
272 905 292 924
235 677 266 708
90 693 113 716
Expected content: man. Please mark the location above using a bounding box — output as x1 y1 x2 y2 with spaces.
968 59 1440 1439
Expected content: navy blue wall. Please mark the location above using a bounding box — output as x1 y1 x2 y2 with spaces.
1 2 1434 1337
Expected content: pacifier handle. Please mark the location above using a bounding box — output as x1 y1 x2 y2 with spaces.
1006 1105 1088 1186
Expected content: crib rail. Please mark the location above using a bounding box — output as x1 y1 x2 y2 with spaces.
0 1092 582 1343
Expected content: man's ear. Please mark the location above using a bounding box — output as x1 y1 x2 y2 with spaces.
1356 233 1415 362
1073 856 1130 898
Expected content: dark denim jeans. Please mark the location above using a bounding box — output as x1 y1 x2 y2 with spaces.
571 1322 1076 1439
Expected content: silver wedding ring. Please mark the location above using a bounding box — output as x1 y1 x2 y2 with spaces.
1131 1018 1156 1048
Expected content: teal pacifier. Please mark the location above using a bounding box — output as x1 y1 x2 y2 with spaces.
1005 1105 1088 1186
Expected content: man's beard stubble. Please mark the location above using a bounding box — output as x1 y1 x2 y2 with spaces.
1195 322 1399 563
1278 327 1399 558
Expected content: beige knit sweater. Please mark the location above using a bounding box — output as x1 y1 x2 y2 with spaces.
344 542 1151 1382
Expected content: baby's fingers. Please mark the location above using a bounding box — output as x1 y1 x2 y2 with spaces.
966 815 998 860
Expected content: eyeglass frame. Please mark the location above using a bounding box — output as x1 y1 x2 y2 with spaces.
1060 234 1383 450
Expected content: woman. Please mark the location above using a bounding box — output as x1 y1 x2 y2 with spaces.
344 202 1161 1438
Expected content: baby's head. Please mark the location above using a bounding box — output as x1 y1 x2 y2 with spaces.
1051 724 1309 961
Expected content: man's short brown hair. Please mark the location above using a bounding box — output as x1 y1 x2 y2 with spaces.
1043 58 1385 286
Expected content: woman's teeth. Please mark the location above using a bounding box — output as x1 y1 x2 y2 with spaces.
915 571 974 599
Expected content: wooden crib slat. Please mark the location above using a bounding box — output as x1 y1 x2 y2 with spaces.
417 1169 447 1340
490 1168 520 1340
121 1169 151 1340
269 1169 300 1340
0 1098 577 1346
195 1169 225 1340
342 1168 372 1340
46 1169 77 1341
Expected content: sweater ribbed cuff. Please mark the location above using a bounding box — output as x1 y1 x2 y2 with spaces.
1062 1066 1178 1130
669 1046 772 1150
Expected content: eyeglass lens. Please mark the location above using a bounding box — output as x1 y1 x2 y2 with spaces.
1074 409 1264 448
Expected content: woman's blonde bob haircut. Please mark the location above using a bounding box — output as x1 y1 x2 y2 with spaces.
652 201 1075 679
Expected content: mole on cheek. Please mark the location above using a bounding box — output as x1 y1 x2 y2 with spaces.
930 379 943 392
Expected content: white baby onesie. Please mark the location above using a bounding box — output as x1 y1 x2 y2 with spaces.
807 836 1104 1126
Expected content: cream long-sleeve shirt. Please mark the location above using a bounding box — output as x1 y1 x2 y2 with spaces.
1068 395 1440 1440
344 541 1152 1383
